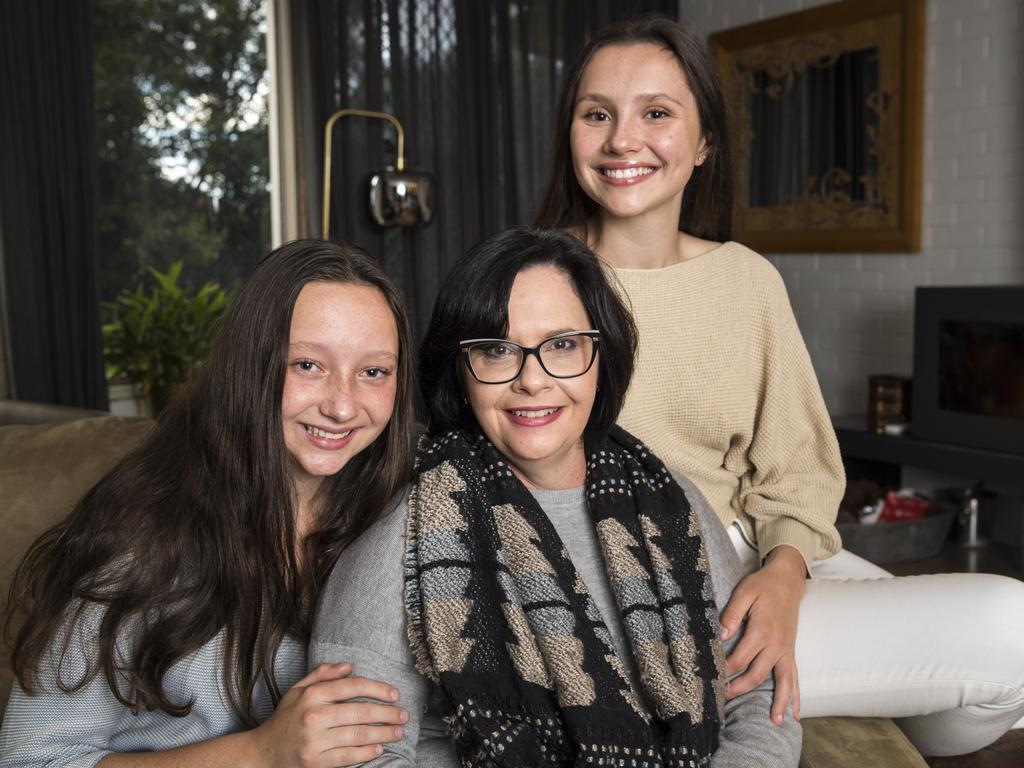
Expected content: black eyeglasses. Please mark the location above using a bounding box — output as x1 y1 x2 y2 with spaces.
459 330 600 384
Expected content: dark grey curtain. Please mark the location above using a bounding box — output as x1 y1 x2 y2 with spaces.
292 0 675 338
0 1 107 408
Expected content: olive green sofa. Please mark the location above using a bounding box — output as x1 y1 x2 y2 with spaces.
0 400 926 766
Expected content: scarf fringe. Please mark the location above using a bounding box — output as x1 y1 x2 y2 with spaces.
403 484 438 683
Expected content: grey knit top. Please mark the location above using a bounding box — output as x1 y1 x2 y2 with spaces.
0 609 305 766
310 472 802 768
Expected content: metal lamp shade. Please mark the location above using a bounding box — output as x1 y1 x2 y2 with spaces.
369 170 433 227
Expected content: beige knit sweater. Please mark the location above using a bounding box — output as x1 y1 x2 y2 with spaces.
610 241 843 565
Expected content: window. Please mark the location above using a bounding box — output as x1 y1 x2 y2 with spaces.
93 0 271 301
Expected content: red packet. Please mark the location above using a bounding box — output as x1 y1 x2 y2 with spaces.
878 491 932 523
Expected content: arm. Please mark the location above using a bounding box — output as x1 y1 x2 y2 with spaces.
720 545 806 721
309 496 433 768
721 259 844 717
98 665 405 768
735 260 844 567
0 617 404 768
674 473 802 768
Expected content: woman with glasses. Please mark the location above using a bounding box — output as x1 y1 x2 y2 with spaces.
310 227 801 767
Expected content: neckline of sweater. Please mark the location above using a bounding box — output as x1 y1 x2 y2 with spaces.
607 240 737 274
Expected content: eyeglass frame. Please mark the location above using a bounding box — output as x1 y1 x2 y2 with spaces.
459 330 601 385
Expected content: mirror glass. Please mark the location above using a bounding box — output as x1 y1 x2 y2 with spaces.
710 0 924 251
745 47 883 213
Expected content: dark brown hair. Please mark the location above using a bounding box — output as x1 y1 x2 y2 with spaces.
3 239 415 725
418 227 637 437
534 14 733 242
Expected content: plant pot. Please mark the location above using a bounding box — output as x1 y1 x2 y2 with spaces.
107 382 152 418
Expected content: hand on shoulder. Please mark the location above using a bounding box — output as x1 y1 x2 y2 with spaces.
719 545 807 724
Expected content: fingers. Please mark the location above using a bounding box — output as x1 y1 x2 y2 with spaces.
311 674 402 705
295 662 353 688
329 701 409 728
318 724 406 768
724 624 766 676
719 590 754 642
724 651 775 700
323 743 386 768
770 656 799 724
331 723 405 746
786 657 801 721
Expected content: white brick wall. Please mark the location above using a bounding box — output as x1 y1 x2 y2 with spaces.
679 0 1024 415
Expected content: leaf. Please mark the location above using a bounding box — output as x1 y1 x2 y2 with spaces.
102 258 228 395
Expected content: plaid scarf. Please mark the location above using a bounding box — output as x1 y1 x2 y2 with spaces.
404 424 724 768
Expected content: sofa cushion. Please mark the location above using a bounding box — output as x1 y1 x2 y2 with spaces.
0 415 152 715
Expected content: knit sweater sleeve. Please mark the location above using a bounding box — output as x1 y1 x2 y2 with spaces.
612 244 843 565
735 258 844 565
0 610 124 767
0 605 279 765
670 471 802 768
309 491 450 768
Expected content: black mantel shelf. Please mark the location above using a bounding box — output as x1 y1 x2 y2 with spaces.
833 415 1024 485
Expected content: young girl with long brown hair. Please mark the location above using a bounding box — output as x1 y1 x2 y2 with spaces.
2 239 415 767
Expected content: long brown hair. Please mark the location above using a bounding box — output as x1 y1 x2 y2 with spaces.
3 239 415 725
534 14 733 242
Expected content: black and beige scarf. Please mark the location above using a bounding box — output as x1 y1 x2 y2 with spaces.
404 424 725 768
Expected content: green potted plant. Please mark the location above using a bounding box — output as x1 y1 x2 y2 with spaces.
103 261 227 415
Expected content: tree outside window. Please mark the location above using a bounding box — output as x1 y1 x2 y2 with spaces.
93 0 270 303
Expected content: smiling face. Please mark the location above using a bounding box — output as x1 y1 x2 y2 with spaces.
281 281 399 506
570 42 708 224
464 265 598 490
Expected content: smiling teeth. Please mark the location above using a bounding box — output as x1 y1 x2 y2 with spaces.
603 167 654 179
305 425 351 440
511 408 559 418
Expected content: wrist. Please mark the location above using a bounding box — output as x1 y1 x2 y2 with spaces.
764 545 808 589
233 727 267 768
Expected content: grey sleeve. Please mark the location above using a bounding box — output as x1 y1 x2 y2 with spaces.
309 494 428 768
0 606 125 767
673 472 803 768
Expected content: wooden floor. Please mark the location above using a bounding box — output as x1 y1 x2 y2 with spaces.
925 729 1024 768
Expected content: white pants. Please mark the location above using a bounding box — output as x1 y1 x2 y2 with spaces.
728 524 1024 757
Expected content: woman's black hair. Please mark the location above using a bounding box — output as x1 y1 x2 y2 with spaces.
418 227 637 437
534 14 733 242
4 239 415 725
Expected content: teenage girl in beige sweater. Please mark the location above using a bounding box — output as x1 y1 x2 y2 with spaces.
535 15 1024 757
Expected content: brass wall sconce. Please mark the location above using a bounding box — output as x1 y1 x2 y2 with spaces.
321 108 433 237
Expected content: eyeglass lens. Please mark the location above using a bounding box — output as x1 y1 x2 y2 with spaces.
467 334 595 382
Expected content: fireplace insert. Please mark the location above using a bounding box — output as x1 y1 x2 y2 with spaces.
912 286 1024 455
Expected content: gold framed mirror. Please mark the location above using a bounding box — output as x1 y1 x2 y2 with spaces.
710 0 924 252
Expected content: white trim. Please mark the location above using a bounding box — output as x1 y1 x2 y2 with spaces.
267 0 300 246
